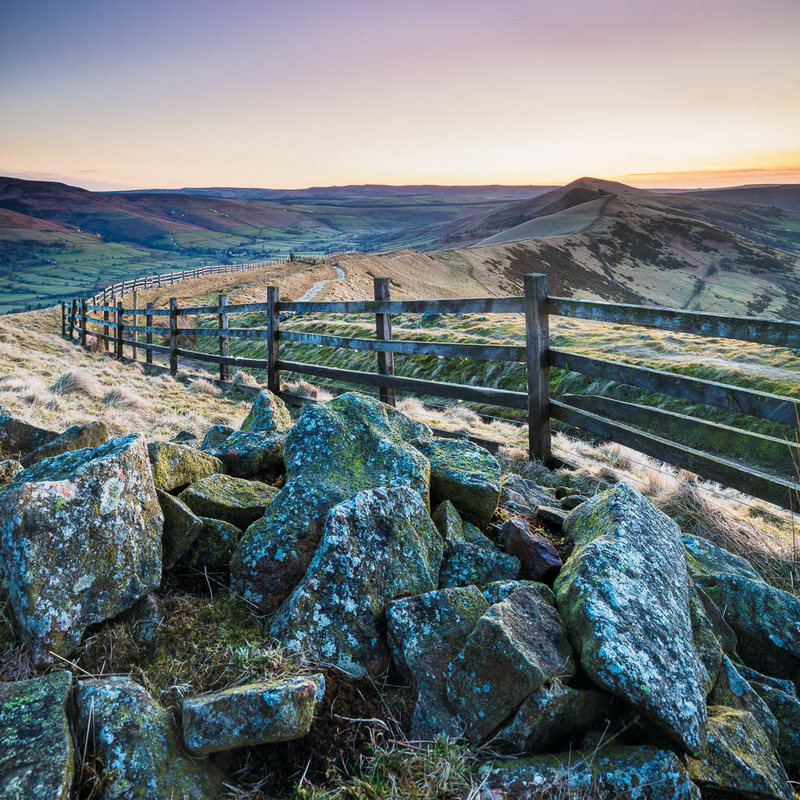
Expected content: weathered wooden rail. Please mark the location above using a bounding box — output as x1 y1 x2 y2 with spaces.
62 273 800 510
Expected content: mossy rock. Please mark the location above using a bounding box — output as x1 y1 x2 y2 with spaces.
689 584 725 694
682 533 761 580
156 489 203 569
240 389 292 434
0 433 162 663
200 424 233 451
686 706 792 800
439 539 520 589
555 483 707 755
431 499 463 545
179 473 278 530
76 676 218 800
0 414 57 459
20 420 110 467
182 674 325 755
481 745 700 799
481 580 557 606
179 517 242 570
147 441 223 491
446 585 575 741
271 487 442 678
751 682 800 780
201 430 284 479
0 671 74 800
387 586 489 739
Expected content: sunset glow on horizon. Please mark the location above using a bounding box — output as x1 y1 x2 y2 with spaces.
2 0 799 191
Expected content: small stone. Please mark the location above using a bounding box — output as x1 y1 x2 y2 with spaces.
201 424 234 451
157 489 203 569
183 674 325 755
0 671 74 800
499 475 554 516
147 441 224 491
751 682 800 780
0 459 22 485
481 580 556 607
501 517 562 581
535 505 568 529
0 414 57 459
240 389 293 433
179 517 242 570
560 494 587 510
202 430 284 479
431 499 463 546
438 540 521 589
20 420 110 467
179 474 278 529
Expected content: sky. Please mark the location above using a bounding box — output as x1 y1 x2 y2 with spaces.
1 0 799 191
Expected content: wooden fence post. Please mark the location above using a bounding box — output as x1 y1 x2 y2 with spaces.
374 277 396 406
218 294 229 382
524 273 551 464
60 302 65 336
131 290 139 362
145 302 153 365
80 298 87 348
116 301 124 359
169 297 178 376
267 286 280 394
103 302 110 352
68 299 77 339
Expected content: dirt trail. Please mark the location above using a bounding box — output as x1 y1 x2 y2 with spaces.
296 265 346 301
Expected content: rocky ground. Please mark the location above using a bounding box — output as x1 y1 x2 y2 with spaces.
0 390 798 799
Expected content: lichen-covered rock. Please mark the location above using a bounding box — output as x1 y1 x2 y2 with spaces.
439 528 521 589
555 483 707 754
20 420 110 467
232 392 432 613
683 534 761 580
240 389 292 433
739 666 796 697
412 436 500 525
689 585 725 694
271 487 443 677
387 586 489 739
202 430 284 479
499 475 554 517
147 441 223 491
447 585 575 740
201 424 233 451
179 473 278 529
0 434 162 662
157 489 203 569
480 745 700 800
431 499 463 545
493 681 614 754
0 458 22 485
501 517 562 581
694 574 800 688
76 677 217 800
751 682 800 779
695 584 737 655
182 674 325 755
0 671 74 800
179 517 241 570
481 580 557 607
0 414 57 459
710 655 779 747
686 707 792 800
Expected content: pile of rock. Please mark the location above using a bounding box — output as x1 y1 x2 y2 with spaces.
1 392 798 799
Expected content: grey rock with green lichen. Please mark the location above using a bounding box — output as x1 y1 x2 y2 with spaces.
750 682 800 780
200 424 234 451
179 473 278 529
738 666 796 697
157 489 203 569
179 517 242 570
0 671 75 800
439 539 521 589
0 433 162 663
431 499 463 546
689 585 725 694
447 585 575 741
387 586 489 739
682 533 761 580
20 420 110 467
202 429 284 479
480 745 701 800
493 681 614 754
182 674 325 755
499 475 554 517
147 441 223 491
240 388 292 433
555 483 707 754
76 676 218 800
0 414 57 459
686 706 792 800
271 486 442 677
481 579 557 607
0 459 22 485
232 392 432 613
412 436 500 525
694 573 800 687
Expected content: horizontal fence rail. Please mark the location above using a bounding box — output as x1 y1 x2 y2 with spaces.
61 272 800 510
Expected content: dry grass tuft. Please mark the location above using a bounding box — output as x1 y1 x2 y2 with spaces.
232 370 260 388
50 368 102 399
188 378 222 397
102 387 152 416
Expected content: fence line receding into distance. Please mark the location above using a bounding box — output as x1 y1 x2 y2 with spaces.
62 272 800 511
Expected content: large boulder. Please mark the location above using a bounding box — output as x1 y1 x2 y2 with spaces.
182 674 325 755
555 483 707 754
232 392 432 613
501 517 562 581
156 489 203 569
438 523 521 589
412 436 500 525
682 534 761 580
751 682 800 779
0 434 162 662
178 473 278 529
76 677 217 800
240 388 292 433
20 420 110 467
480 745 700 800
0 414 57 459
147 441 223 491
271 487 443 677
694 573 800 687
689 586 725 694
446 585 575 741
0 671 74 800
387 586 489 739
202 429 284 479
686 707 792 800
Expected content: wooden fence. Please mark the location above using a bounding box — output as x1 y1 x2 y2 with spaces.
62 273 800 510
